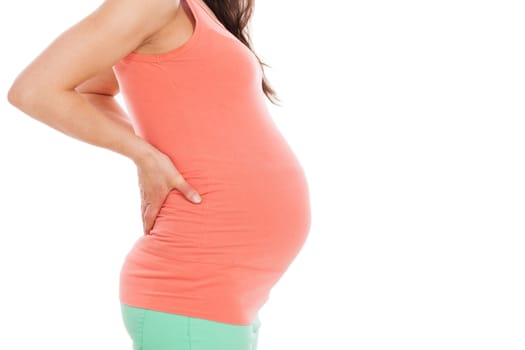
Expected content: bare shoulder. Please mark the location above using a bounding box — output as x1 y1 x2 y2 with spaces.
9 0 183 97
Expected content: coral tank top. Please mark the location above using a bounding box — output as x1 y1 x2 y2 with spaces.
112 0 311 325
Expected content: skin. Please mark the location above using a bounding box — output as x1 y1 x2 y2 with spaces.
7 0 205 235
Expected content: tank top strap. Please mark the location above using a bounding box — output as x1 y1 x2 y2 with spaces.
185 0 230 33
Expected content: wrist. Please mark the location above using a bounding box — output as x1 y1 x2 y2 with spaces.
129 137 159 166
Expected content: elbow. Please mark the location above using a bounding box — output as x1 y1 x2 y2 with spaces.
7 78 36 109
7 78 54 112
7 83 24 107
7 72 27 107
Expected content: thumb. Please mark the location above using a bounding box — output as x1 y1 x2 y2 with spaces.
176 178 202 204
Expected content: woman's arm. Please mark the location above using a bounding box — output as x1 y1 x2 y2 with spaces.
79 92 135 134
6 0 180 164
75 68 135 133
76 67 135 134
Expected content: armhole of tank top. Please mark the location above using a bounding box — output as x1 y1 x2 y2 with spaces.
119 0 201 62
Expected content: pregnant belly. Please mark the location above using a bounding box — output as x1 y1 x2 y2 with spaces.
147 157 312 271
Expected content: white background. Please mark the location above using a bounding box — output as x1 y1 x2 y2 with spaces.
1 0 524 349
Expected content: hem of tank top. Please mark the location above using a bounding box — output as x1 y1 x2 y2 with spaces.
119 300 257 326
120 0 202 62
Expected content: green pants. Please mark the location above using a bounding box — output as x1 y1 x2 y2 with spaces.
120 303 261 350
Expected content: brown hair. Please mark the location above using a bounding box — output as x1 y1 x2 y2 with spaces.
202 0 281 105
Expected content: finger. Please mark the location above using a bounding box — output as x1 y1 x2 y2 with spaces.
141 200 151 221
143 203 154 235
171 174 201 204
142 201 153 234
145 199 164 234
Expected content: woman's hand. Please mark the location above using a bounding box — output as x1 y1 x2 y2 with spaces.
134 148 202 235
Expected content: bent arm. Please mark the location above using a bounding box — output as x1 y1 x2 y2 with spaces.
8 85 148 162
75 66 135 134
6 0 180 163
80 92 135 133
75 66 135 133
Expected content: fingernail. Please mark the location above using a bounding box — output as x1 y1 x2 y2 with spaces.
192 193 201 203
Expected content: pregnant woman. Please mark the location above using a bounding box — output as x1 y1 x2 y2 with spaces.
7 0 311 349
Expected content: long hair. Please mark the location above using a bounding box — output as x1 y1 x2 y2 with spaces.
202 0 281 105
